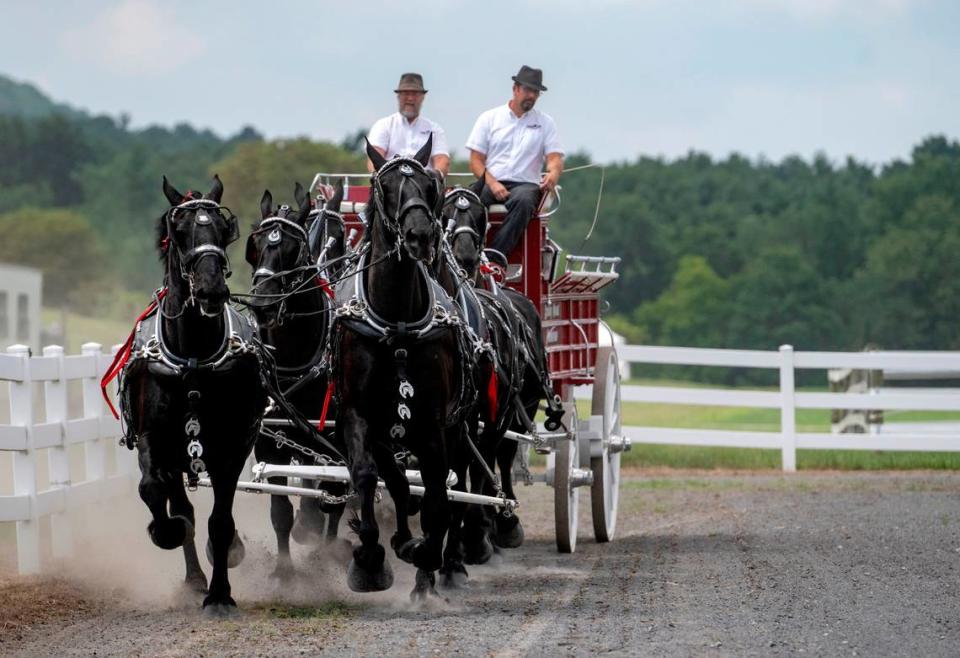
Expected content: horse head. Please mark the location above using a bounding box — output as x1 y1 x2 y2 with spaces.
157 174 238 317
442 187 487 280
366 136 442 264
244 184 313 327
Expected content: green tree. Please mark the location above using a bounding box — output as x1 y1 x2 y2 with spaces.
0 207 111 307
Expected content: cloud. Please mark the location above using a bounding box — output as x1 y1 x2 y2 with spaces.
60 0 205 76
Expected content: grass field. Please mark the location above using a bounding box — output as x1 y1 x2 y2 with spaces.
571 380 960 471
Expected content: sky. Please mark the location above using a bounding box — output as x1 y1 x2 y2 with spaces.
1 0 958 165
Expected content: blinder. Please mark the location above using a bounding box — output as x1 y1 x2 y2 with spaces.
443 188 488 250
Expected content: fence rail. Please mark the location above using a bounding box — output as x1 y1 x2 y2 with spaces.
1 343 136 575
3 341 960 575
577 344 960 471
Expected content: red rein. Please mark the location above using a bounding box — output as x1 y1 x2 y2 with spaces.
100 289 167 419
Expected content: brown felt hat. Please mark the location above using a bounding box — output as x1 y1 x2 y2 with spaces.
512 65 547 92
394 73 427 93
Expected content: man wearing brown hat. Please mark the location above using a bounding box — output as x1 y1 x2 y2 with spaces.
466 65 564 263
367 73 450 177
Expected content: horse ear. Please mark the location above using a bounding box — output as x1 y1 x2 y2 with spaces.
294 181 307 209
413 133 433 168
206 174 224 203
366 137 387 172
328 178 345 211
163 176 184 206
294 183 311 224
260 190 273 219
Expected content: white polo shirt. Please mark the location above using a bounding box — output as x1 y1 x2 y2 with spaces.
368 113 450 166
465 104 564 184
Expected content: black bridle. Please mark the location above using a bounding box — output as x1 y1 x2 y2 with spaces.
370 157 443 249
161 197 239 317
442 187 487 250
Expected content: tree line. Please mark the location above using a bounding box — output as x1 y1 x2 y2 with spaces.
1 76 957 368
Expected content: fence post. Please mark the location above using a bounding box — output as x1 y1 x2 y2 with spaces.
779 344 797 473
81 343 107 484
8 344 39 574
42 345 73 560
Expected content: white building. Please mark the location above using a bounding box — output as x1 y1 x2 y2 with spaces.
0 263 42 352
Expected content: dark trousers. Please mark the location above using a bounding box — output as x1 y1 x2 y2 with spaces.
470 180 541 257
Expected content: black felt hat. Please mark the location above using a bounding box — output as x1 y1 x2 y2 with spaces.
511 65 547 92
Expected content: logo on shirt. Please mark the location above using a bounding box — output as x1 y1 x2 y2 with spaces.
527 123 542 129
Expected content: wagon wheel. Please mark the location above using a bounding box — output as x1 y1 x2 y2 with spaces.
553 401 579 553
590 338 623 542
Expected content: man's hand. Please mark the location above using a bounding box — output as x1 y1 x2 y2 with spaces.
540 170 560 194
490 179 511 202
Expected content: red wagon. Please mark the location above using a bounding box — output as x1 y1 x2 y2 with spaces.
308 173 629 552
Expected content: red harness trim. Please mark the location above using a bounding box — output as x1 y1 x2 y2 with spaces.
487 366 498 422
100 289 167 419
317 380 335 431
315 275 335 299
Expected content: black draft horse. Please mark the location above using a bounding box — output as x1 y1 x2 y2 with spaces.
119 176 266 614
332 137 473 600
441 186 563 555
244 181 349 578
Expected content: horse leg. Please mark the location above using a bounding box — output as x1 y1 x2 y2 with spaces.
410 428 450 601
441 421 472 588
319 485 351 562
462 426 496 565
291 479 326 545
137 444 192 550
493 435 524 548
375 443 414 563
267 477 296 579
167 477 208 593
344 409 392 592
203 463 243 614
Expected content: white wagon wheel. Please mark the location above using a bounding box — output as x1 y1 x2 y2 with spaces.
552 401 580 553
590 332 623 542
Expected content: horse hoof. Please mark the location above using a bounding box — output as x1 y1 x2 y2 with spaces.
148 516 193 550
410 570 445 603
205 531 246 568
346 557 394 592
291 511 325 546
439 564 469 590
270 561 296 581
183 572 208 595
393 537 422 565
493 514 524 549
202 597 238 617
463 534 494 565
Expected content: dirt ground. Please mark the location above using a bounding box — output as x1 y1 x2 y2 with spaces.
2 470 959 657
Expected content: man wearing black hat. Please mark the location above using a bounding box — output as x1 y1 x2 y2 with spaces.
367 73 450 177
466 65 564 263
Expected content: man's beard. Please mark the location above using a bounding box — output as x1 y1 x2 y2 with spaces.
400 107 418 119
520 99 535 112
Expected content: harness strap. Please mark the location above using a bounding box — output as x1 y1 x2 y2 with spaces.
317 380 335 431
100 289 167 419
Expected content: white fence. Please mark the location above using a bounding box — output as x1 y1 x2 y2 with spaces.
3 341 960 575
0 343 136 575
589 344 960 471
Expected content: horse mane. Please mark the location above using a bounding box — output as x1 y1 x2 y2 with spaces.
155 212 168 260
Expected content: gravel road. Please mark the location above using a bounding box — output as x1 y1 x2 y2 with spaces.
2 470 959 657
